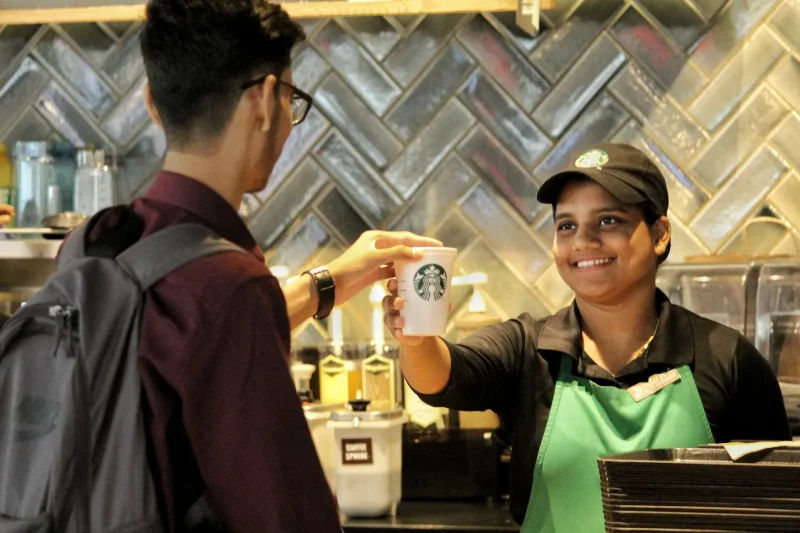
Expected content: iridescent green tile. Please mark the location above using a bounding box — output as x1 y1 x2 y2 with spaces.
314 73 402 170
267 214 331 274
461 184 550 283
385 99 475 198
60 23 115 65
689 28 784 131
315 186 372 243
0 57 49 135
691 0 777 74
692 88 788 190
339 16 400 61
532 34 625 137
258 107 329 202
315 131 400 224
0 109 51 147
249 159 329 249
531 0 624 82
611 6 705 103
460 71 551 167
459 240 550 319
384 42 475 141
383 14 466 87
691 148 787 250
34 29 114 117
459 127 542 223
393 154 476 237
458 15 548 112
433 210 478 252
0 25 40 80
313 20 400 115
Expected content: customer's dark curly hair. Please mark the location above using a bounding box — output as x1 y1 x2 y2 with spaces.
140 0 305 146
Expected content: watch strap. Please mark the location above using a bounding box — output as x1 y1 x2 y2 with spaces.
304 266 335 320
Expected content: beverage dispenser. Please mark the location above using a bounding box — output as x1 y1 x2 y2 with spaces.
329 398 407 518
753 261 800 437
656 262 756 339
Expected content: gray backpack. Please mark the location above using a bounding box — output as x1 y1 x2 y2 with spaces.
0 218 245 533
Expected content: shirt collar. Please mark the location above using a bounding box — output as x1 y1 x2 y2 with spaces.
145 171 264 262
537 289 695 368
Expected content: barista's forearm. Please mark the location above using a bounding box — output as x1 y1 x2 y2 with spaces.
399 337 452 395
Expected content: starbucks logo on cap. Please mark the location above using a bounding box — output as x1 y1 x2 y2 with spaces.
413 264 448 302
575 148 609 169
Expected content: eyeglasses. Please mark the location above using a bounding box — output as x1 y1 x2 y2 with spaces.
240 77 314 126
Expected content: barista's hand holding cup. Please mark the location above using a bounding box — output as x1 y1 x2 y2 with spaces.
384 247 457 344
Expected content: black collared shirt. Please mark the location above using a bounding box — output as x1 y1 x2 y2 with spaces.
417 290 791 525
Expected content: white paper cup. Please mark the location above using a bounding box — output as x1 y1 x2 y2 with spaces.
395 247 457 337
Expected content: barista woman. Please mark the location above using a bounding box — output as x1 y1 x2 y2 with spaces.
383 143 791 532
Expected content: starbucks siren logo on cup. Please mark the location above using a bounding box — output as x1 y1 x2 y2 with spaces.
413 264 448 302
395 247 457 336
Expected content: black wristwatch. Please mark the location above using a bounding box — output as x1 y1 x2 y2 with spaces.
304 266 336 320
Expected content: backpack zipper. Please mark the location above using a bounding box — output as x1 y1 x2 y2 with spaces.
51 305 91 533
48 305 77 332
7 304 90 531
75 343 92 533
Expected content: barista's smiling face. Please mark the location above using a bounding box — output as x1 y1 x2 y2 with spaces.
552 179 669 305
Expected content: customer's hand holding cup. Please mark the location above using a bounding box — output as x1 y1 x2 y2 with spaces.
384 247 457 345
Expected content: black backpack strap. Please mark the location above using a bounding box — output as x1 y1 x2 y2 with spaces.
85 206 144 259
115 224 249 291
58 206 143 266
57 218 91 264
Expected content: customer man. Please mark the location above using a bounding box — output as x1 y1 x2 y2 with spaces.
75 1 440 531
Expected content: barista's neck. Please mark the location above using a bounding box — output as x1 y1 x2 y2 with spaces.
577 285 659 376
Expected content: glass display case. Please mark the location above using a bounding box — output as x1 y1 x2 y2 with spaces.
754 262 800 436
658 260 800 436
656 263 756 339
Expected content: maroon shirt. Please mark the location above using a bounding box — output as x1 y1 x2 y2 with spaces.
76 172 340 533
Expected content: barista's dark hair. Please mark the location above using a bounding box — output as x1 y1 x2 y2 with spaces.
140 0 305 147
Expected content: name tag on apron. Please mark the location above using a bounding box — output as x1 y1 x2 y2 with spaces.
628 368 682 402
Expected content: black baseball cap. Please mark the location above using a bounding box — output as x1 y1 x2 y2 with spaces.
536 143 669 215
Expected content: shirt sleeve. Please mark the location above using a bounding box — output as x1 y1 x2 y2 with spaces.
179 275 341 533
416 318 525 414
726 336 792 441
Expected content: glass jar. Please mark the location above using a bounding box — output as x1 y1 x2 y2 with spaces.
74 149 115 216
13 141 57 228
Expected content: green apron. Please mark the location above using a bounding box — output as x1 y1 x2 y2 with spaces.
521 354 714 533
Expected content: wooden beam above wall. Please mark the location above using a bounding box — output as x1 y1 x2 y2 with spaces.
0 0 556 25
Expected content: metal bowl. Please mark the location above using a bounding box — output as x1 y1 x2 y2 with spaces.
41 212 86 239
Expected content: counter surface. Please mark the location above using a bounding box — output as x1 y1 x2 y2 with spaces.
341 500 520 532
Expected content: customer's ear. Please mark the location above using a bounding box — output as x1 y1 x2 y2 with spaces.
144 82 162 128
259 74 278 133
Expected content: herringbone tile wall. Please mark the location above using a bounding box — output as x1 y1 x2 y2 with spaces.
1 0 799 343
